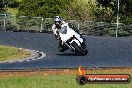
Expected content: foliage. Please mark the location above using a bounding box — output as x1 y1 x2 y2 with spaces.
8 1 19 8
2 0 132 23
0 0 5 13
42 18 54 31
64 0 96 21
17 0 95 21
0 0 20 14
18 0 72 18
17 17 42 30
96 0 132 23
96 0 112 7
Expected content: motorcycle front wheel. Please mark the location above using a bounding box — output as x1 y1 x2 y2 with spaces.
71 41 87 56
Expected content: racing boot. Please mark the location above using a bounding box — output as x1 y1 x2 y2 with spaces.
58 40 68 52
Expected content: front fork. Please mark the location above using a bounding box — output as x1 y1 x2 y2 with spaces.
64 42 75 52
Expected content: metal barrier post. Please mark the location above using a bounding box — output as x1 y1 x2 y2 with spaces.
40 17 44 32
116 0 120 37
78 22 80 31
3 14 6 31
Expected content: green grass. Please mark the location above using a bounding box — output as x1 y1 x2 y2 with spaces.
0 69 131 88
0 45 31 61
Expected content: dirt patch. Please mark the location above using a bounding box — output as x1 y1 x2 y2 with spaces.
0 68 132 78
0 69 77 78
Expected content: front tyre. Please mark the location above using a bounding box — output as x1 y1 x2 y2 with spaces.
71 41 87 56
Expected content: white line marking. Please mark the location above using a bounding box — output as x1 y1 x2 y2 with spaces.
0 49 46 64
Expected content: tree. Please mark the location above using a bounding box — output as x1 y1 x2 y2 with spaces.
95 0 132 23
0 0 6 13
96 0 112 7
64 0 95 21
8 0 19 8
0 0 19 14
18 0 72 18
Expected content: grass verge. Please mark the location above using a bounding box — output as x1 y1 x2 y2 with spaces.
0 45 31 61
0 68 131 88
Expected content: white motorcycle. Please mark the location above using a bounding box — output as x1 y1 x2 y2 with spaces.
58 23 88 55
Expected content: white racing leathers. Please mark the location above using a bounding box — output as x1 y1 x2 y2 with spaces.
52 22 88 55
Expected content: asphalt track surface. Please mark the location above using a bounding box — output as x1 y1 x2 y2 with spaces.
0 32 132 69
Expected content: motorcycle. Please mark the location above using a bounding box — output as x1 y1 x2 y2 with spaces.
58 23 88 56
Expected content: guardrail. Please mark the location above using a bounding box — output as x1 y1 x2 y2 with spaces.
0 14 132 37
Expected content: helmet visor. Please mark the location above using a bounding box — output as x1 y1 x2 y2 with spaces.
55 21 61 25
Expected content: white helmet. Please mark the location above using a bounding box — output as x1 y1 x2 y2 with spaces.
54 16 62 26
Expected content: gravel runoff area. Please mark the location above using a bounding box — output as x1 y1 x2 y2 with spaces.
0 48 46 64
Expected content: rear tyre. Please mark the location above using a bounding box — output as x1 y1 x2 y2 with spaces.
71 41 87 56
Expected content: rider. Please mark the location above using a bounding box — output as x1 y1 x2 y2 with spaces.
52 16 65 40
52 16 86 52
52 16 68 52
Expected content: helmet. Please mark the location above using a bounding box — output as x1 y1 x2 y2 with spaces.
54 16 62 26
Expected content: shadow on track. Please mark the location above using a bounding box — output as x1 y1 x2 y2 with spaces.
57 53 75 56
57 53 86 56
